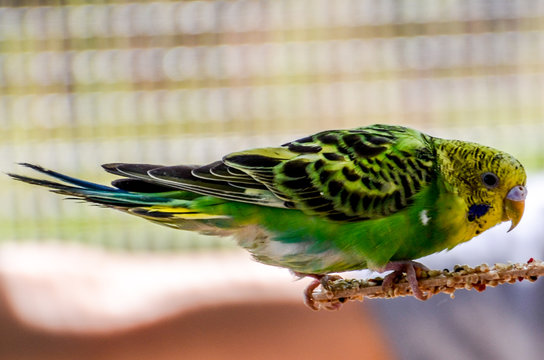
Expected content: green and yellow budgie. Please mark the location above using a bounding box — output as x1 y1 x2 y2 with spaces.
10 124 527 309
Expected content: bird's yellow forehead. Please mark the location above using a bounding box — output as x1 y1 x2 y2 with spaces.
435 139 526 190
486 150 526 186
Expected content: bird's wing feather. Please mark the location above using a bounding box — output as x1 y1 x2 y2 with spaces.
224 124 437 221
100 125 437 220
100 161 286 207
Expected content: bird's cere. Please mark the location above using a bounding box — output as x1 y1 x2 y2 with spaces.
507 185 527 202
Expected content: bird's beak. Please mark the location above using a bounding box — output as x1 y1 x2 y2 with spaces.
504 185 527 232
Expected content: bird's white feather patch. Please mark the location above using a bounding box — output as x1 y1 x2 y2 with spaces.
419 209 431 226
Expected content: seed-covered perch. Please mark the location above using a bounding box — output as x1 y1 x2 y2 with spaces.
311 259 544 310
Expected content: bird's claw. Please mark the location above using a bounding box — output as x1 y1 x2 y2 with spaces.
381 260 430 300
299 260 430 309
301 274 343 311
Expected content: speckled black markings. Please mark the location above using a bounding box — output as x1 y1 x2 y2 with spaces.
284 136 313 145
306 197 333 209
328 180 343 197
228 155 282 168
367 166 381 179
313 159 325 171
357 162 371 174
349 192 361 212
371 178 383 189
319 170 333 184
336 144 351 155
341 134 360 147
386 154 407 171
317 133 340 144
362 195 374 210
341 134 388 158
414 175 424 190
360 176 373 190
379 169 391 182
342 167 360 181
394 191 403 209
414 162 429 181
282 160 309 178
323 152 345 161
282 178 312 190
339 189 349 205
399 175 414 198
416 148 434 162
287 143 322 153
355 142 387 158
367 135 394 145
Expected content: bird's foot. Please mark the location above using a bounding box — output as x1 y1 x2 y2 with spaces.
295 273 343 311
381 260 430 300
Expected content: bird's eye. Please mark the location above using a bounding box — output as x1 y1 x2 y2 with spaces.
481 172 499 189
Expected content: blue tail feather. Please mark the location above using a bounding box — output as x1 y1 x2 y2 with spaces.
18 163 121 192
9 163 181 207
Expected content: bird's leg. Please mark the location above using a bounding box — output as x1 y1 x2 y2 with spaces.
293 272 343 311
381 260 430 300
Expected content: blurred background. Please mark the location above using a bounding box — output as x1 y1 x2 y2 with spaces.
1 1 544 359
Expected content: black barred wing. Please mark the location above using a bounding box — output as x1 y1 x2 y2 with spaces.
100 125 436 221
224 124 437 221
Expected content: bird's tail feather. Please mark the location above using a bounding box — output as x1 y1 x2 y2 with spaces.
8 164 232 229
9 163 180 207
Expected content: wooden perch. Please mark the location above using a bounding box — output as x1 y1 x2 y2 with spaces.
312 259 544 310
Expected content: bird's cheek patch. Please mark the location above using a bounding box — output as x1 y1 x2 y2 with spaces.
467 204 491 222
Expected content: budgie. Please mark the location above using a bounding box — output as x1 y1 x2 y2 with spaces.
9 124 527 309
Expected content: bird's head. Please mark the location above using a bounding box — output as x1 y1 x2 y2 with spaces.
436 140 527 232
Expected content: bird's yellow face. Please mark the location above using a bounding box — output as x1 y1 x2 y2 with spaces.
474 150 527 231
437 140 527 233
